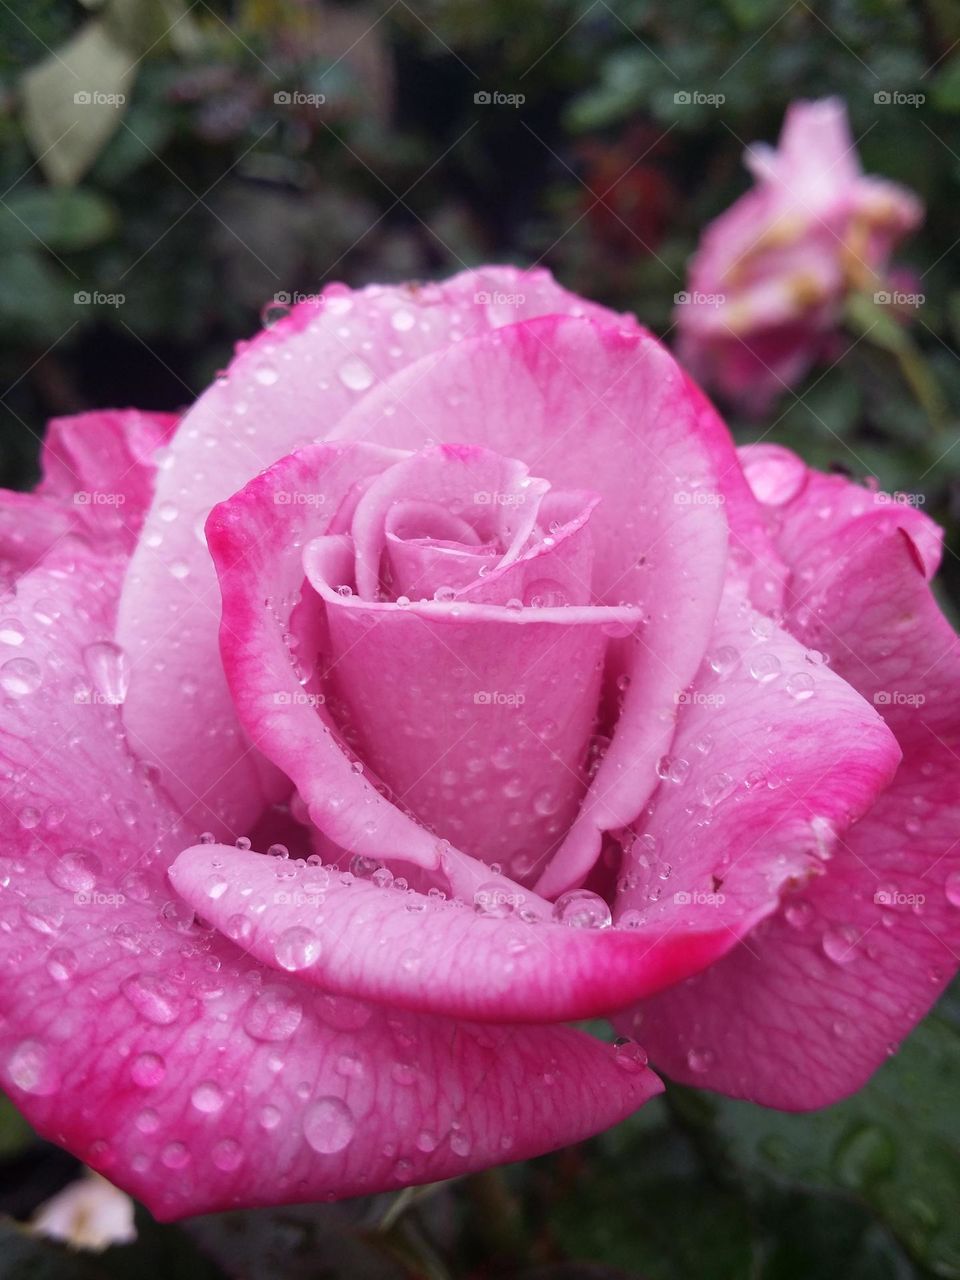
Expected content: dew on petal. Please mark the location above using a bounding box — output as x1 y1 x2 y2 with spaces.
553 889 612 929
303 1096 356 1154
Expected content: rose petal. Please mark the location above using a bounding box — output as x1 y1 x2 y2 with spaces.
169 842 756 1022
631 466 960 1107
0 854 660 1220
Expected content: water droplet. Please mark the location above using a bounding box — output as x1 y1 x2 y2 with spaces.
699 772 736 807
708 646 738 677
303 1096 356 1154
131 1052 166 1087
553 889 612 929
83 642 130 705
474 883 516 918
6 1040 59 1095
121 974 181 1025
161 1141 190 1169
46 947 77 981
785 900 813 930
822 924 860 965
225 914 253 944
338 358 374 391
785 672 815 701
47 849 101 894
253 360 278 386
259 1103 282 1129
945 871 960 907
686 1047 715 1073
0 658 41 696
274 926 321 971
523 579 568 608
613 1037 649 1073
748 652 781 683
210 1137 243 1172
0 619 25 646
191 1081 225 1113
391 308 415 332
243 986 303 1041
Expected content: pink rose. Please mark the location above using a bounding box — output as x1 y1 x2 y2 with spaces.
676 97 923 413
1 267 957 1220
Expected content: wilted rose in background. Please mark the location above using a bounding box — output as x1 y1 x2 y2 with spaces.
675 97 923 413
0 266 957 1220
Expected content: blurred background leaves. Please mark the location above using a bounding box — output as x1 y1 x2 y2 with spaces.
2 0 960 1275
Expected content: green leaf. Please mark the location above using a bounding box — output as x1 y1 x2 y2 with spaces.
548 1100 756 1279
0 250 78 337
20 18 138 186
670 994 960 1276
0 189 117 253
0 1092 33 1159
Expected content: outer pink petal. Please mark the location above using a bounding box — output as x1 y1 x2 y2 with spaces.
0 409 177 582
0 854 661 1220
615 579 900 929
169 843 754 1022
631 462 960 1108
116 268 631 834
39 409 179 546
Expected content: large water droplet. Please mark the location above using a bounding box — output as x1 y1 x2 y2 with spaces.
83 642 130 705
338 358 374 391
191 1081 225 1113
1 656 42 697
303 1096 356 1154
553 889 612 929
131 1052 166 1087
47 849 101 894
822 924 860 965
243 986 303 1041
274 926 321 972
6 1040 59 1095
613 1037 649 1073
122 974 181 1025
